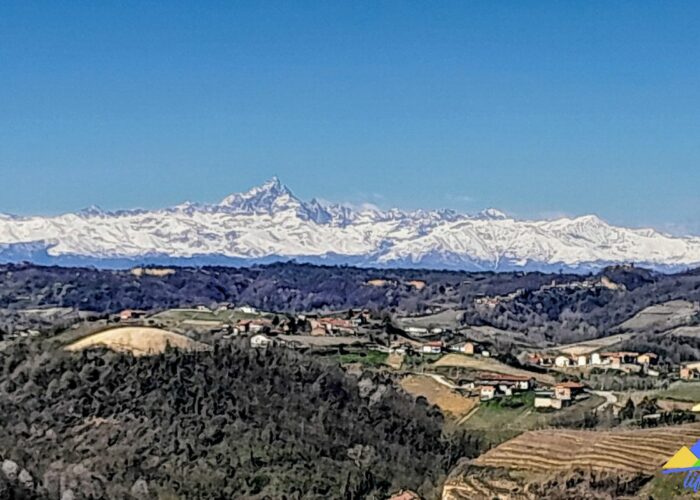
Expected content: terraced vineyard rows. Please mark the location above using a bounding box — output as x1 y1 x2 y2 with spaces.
474 424 700 474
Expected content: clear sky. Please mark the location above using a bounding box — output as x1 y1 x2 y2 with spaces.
1 1 699 234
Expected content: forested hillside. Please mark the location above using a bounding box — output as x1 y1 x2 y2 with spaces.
0 262 574 314
0 340 476 499
2 262 700 345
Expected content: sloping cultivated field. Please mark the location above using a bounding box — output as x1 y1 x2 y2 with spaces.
66 326 211 356
400 375 478 418
474 424 700 474
433 354 555 385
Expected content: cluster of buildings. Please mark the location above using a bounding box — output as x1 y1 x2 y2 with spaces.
235 311 368 337
534 381 587 410
390 339 491 357
308 317 358 336
471 371 589 413
476 372 534 400
235 318 276 334
529 351 658 370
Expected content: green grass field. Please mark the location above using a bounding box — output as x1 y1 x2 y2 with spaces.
619 381 700 405
643 472 692 499
653 381 700 402
462 393 604 447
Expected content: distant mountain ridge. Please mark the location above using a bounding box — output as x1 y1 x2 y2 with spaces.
1 177 700 272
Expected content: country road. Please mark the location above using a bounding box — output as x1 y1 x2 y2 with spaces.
589 390 617 412
421 373 458 389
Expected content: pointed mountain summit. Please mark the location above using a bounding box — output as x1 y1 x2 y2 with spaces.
219 177 302 213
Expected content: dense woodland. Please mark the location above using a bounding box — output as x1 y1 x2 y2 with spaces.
0 340 477 499
0 262 576 315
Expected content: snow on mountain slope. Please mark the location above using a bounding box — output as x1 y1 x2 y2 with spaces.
1 177 699 272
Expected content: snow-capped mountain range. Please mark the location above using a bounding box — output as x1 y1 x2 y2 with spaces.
1 177 699 272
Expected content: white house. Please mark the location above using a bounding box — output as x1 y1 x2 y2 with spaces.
480 386 497 400
554 355 571 367
237 305 259 315
450 342 475 355
250 334 273 349
534 392 563 410
577 355 588 366
591 353 602 365
497 384 514 396
421 341 443 354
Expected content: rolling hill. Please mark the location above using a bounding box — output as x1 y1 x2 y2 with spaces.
65 326 210 356
0 340 475 499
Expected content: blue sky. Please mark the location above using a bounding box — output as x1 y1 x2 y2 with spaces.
1 1 699 234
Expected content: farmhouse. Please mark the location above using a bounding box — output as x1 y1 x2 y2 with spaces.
480 385 497 401
421 341 443 354
319 318 356 335
637 353 658 365
600 351 639 367
237 319 271 334
449 341 475 355
308 319 326 336
534 391 563 410
119 309 146 321
528 353 555 367
554 381 585 401
554 355 572 368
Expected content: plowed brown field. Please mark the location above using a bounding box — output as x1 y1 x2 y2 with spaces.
400 375 478 417
66 327 210 357
474 424 700 474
